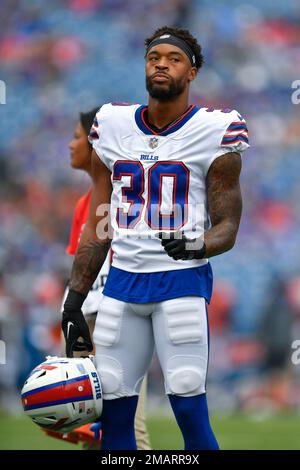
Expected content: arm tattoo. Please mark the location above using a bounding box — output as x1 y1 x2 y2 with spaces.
205 152 242 258
69 239 110 294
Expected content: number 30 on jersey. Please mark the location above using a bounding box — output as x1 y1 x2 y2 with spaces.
113 160 190 230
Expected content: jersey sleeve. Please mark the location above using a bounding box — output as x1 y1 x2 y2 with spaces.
88 105 110 168
88 113 100 144
202 109 249 176
216 110 249 157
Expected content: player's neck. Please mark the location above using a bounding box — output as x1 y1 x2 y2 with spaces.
147 95 190 130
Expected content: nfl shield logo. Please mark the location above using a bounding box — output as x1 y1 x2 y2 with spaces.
148 137 158 149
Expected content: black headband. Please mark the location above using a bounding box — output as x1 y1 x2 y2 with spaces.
146 34 196 67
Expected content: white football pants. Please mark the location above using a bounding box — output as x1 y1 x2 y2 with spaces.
93 295 209 400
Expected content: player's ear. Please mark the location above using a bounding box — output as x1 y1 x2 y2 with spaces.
188 67 197 82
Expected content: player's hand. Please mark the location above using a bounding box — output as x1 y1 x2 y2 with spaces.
156 231 206 261
61 289 93 358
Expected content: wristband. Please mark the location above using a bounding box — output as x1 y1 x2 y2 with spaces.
64 289 87 312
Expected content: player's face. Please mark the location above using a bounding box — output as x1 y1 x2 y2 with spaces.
145 44 196 101
69 122 91 170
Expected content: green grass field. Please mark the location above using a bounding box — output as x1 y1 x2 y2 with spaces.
1 411 300 450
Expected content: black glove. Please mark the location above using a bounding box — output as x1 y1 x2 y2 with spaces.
157 231 206 261
62 289 93 358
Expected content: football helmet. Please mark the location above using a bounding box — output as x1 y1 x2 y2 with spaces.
21 355 102 433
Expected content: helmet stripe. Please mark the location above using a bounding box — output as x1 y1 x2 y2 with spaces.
21 375 90 398
23 394 94 411
22 377 94 410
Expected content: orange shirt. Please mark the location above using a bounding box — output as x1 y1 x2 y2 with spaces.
66 190 92 255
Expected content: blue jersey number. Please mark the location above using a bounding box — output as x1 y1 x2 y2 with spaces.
113 160 145 228
113 160 189 230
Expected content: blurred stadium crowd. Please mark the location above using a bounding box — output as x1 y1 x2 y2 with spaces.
1 0 300 413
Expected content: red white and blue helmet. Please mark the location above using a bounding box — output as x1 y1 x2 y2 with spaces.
21 356 102 433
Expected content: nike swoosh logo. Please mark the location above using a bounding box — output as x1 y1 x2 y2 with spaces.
67 321 74 338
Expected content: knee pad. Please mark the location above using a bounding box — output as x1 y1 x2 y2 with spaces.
169 367 202 396
166 356 206 397
96 356 143 399
97 355 123 398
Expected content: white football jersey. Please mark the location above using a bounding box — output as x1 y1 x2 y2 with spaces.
90 103 249 273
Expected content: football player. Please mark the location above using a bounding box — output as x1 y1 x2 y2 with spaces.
53 108 151 450
62 26 249 450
